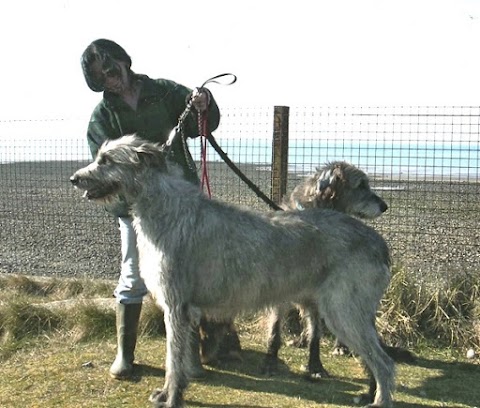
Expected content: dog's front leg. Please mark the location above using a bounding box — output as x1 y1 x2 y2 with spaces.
150 304 192 408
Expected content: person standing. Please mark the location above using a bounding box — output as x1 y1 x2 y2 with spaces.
80 38 220 379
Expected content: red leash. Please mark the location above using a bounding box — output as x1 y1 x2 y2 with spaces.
163 74 237 199
194 74 237 198
165 73 280 211
198 111 211 198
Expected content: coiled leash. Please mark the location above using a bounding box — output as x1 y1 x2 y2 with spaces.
165 73 282 211
194 75 233 197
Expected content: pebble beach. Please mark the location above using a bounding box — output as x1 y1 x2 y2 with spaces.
1 160 479 284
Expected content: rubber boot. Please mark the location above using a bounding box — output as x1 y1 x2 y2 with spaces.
109 302 142 379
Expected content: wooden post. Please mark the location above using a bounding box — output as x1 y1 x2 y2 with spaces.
271 106 289 205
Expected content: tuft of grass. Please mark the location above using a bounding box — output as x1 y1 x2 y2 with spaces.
0 274 55 297
139 296 166 337
379 264 480 350
378 263 424 346
1 271 479 356
0 274 117 359
60 302 116 343
0 274 114 301
58 278 114 299
0 300 60 342
1 273 480 407
1 334 479 407
0 298 61 359
420 274 480 347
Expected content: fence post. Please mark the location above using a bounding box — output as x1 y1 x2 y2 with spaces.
271 106 290 205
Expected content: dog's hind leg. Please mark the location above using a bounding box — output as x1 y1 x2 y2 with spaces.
357 334 395 407
262 302 329 379
323 311 395 407
150 304 195 408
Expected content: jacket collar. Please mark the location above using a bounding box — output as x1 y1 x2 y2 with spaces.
103 74 154 108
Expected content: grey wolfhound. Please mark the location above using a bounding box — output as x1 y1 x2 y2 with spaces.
284 161 388 217
70 135 395 408
265 162 390 377
276 163 413 373
203 161 389 376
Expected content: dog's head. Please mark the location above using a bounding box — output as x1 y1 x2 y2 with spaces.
289 161 388 219
70 135 168 203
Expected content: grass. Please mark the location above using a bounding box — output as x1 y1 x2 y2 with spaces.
0 273 479 408
377 265 480 350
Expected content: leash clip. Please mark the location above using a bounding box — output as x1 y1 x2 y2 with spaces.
165 126 180 147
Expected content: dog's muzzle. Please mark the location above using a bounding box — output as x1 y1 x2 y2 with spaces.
70 175 94 199
70 175 80 186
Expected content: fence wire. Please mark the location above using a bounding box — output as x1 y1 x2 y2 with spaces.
0 106 479 284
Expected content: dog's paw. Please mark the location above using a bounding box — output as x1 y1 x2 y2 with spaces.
149 388 186 408
352 392 375 406
309 369 330 380
301 364 330 379
149 388 167 404
332 345 351 356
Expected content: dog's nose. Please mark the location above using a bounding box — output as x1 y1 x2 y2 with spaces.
70 175 79 186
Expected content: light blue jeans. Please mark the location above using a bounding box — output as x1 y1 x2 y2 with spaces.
114 217 148 304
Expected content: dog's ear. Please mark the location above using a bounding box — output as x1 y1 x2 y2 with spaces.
316 169 334 193
316 165 345 201
316 165 345 192
135 142 168 172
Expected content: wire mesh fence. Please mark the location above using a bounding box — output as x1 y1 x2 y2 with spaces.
287 107 480 285
0 106 479 284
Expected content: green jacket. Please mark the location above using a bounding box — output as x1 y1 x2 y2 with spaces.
87 75 221 217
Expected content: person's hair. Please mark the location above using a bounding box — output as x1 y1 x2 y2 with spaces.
81 39 133 92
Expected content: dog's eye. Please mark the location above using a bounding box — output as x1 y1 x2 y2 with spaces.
97 156 110 166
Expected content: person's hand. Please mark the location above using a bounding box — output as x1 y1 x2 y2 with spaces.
191 88 210 113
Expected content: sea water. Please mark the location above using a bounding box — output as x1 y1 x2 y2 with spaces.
0 115 479 179
190 138 480 179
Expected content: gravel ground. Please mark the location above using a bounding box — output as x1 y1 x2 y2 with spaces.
1 160 479 284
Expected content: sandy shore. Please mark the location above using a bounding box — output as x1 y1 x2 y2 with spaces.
1 160 479 283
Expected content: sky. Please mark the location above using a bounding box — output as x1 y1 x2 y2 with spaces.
2 0 480 122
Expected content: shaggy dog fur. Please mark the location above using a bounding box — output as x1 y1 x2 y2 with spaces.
285 161 388 217
71 136 395 408
270 162 389 377
203 162 391 377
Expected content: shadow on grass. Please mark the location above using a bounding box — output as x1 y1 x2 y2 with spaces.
139 349 433 408
126 349 477 407
129 363 166 383
400 356 480 407
189 403 281 408
188 368 435 408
